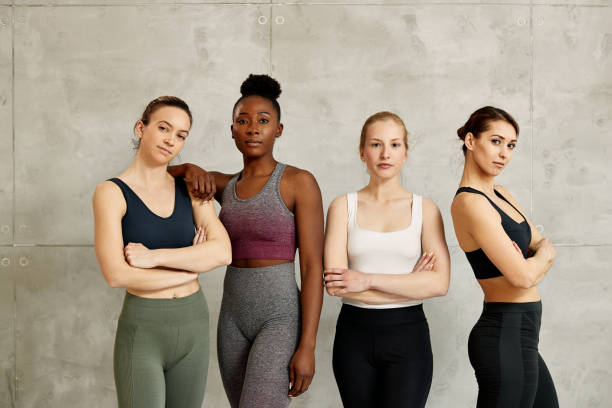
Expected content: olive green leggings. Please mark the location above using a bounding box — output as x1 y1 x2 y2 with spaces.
114 290 210 408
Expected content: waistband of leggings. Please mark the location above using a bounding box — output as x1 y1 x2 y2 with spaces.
482 300 542 313
119 289 208 325
227 262 295 274
339 303 426 326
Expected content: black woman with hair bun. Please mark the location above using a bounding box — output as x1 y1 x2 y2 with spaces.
451 106 559 407
170 74 324 407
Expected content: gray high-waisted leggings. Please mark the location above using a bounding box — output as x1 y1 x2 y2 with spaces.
217 262 301 408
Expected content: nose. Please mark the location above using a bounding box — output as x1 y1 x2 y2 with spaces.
246 122 259 135
381 145 391 159
163 134 175 146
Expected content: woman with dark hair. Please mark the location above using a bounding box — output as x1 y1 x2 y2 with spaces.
170 74 324 407
323 111 450 408
451 106 559 407
93 96 232 407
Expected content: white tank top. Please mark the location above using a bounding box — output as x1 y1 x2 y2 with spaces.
344 191 424 309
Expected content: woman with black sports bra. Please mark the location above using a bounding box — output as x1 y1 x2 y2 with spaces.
93 97 231 408
451 106 559 407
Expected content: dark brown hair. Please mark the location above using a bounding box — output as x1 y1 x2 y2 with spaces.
133 96 192 148
360 111 409 152
457 106 519 155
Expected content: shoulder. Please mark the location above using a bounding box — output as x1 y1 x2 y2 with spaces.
451 190 496 221
93 180 126 214
419 196 441 218
282 165 320 192
93 180 123 201
328 194 348 212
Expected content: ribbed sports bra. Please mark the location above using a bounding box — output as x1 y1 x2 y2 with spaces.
109 177 195 249
455 187 532 280
345 192 424 309
219 162 296 261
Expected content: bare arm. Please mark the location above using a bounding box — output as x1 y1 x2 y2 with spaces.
93 181 197 290
451 191 556 289
289 170 324 397
323 195 415 304
167 163 233 203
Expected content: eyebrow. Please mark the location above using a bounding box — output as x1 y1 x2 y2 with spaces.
491 134 517 142
238 111 271 115
158 120 189 134
369 137 403 142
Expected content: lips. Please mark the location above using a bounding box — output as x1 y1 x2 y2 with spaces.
493 161 505 168
245 140 263 147
157 146 172 155
377 163 392 169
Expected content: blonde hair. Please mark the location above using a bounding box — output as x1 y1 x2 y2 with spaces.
359 111 409 152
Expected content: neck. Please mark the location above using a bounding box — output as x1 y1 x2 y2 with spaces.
459 155 496 195
362 174 405 201
242 154 277 176
124 149 170 188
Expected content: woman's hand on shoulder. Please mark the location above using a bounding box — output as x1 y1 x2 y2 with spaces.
183 163 216 201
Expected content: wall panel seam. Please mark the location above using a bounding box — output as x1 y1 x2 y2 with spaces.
529 0 534 217
10 5 16 406
8 3 611 8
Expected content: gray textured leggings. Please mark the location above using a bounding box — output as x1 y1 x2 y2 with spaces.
217 263 301 408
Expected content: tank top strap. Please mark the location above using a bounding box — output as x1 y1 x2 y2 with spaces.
267 162 286 191
412 194 423 233
455 186 499 209
108 178 136 207
346 192 358 226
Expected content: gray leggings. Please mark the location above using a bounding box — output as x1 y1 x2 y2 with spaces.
217 263 301 408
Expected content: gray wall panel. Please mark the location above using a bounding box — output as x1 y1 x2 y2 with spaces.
533 5 612 245
15 247 122 408
0 7 12 245
536 245 612 407
271 4 532 246
14 0 267 4
0 249 15 408
14 5 269 245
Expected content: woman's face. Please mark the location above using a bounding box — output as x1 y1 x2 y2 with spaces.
468 120 517 176
136 106 191 164
360 119 408 179
232 95 283 158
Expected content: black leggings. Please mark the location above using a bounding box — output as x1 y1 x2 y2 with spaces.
332 304 433 408
468 301 559 408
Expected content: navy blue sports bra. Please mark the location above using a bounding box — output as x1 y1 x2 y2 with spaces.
456 187 532 279
109 177 195 249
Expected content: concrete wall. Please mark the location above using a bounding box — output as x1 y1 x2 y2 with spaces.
1 0 611 407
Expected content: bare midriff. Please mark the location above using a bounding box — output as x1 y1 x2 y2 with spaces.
127 279 200 299
478 277 541 303
232 259 294 268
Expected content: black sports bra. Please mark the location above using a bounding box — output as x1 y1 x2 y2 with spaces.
455 187 532 279
109 177 195 249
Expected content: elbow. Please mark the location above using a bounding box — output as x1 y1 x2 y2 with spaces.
220 251 232 267
510 274 535 289
104 273 123 289
436 283 449 297
220 240 232 266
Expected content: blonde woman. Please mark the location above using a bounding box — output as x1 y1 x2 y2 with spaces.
324 112 450 408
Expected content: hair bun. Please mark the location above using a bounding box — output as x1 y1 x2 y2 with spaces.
457 125 467 141
240 74 282 100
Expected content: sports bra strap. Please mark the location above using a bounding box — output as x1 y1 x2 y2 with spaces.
455 186 526 222
346 192 357 226
493 190 527 222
